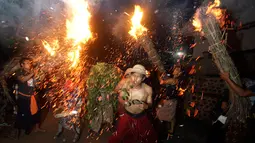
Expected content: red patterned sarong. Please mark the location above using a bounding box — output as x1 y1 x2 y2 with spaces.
109 111 157 143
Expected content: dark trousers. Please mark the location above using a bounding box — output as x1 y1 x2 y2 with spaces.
207 121 226 143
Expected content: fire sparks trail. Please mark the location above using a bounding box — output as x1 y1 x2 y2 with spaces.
39 0 93 130
42 40 57 56
128 5 147 39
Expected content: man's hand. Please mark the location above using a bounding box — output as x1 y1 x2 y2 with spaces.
220 72 230 81
159 79 164 85
139 103 148 110
33 69 39 75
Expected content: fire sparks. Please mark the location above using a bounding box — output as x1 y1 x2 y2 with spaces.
128 5 147 39
42 40 57 56
68 46 81 68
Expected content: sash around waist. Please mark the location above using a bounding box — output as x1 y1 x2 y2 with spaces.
125 109 146 118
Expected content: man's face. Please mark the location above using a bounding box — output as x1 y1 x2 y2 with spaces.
131 72 144 86
21 60 32 70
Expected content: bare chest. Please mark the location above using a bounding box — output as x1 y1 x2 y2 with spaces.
129 88 148 102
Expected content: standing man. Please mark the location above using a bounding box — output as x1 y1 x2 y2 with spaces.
156 65 184 141
109 64 157 143
15 58 45 135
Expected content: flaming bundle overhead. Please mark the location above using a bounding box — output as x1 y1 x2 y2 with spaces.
128 5 165 74
39 0 93 124
192 0 250 122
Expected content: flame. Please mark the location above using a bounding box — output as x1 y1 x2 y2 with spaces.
128 5 147 39
66 0 92 45
66 0 92 67
192 0 225 32
206 0 225 27
192 11 202 32
42 40 58 56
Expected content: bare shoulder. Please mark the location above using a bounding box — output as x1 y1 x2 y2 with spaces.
143 83 152 94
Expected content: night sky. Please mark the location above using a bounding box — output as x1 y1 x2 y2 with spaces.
0 0 255 70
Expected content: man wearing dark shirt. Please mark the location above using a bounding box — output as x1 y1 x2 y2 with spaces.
15 58 45 135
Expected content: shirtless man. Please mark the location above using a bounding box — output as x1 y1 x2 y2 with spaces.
109 64 157 143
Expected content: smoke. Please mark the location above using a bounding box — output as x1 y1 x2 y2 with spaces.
221 0 255 23
0 0 65 36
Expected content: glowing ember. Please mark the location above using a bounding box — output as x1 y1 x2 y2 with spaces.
66 0 92 45
178 88 186 96
128 5 147 39
42 40 57 56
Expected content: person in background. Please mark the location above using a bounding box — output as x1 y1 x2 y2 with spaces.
207 89 229 143
54 79 84 143
220 72 255 143
157 65 184 140
15 58 45 136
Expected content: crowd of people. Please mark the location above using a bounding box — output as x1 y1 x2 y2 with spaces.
1 56 255 143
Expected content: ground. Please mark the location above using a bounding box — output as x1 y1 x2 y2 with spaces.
0 111 112 143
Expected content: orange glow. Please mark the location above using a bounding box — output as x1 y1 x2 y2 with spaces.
178 88 186 96
128 5 147 39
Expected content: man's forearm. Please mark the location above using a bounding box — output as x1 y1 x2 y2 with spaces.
19 73 34 82
225 78 247 96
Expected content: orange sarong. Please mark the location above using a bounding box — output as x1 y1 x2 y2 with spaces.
19 92 38 115
30 95 38 115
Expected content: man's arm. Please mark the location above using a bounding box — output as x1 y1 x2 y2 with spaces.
145 85 153 107
17 72 34 83
220 72 254 97
115 78 125 93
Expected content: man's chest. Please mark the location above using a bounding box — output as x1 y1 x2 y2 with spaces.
129 89 148 101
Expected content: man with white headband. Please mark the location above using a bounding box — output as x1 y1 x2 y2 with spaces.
109 64 157 143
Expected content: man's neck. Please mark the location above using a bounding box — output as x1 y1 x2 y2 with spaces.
23 68 31 73
133 84 143 90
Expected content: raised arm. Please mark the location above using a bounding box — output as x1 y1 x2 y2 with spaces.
17 72 34 83
220 72 255 97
